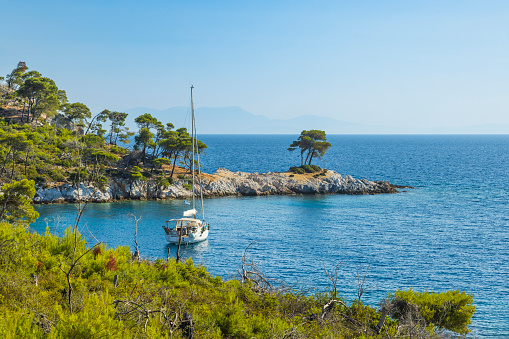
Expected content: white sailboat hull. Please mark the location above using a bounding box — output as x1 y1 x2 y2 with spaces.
165 229 209 244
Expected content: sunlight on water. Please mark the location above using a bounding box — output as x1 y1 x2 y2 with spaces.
32 135 509 337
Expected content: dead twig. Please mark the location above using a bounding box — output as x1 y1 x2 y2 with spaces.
356 262 372 301
239 240 296 294
129 214 142 263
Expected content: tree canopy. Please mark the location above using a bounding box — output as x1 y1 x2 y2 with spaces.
288 130 331 166
0 179 39 224
17 75 61 122
61 102 91 127
0 62 211 199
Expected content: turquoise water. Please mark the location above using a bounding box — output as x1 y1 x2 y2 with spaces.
31 135 509 337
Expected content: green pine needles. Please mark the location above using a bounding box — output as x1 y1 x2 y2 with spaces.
0 221 475 338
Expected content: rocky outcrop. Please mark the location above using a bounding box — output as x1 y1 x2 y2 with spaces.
204 168 398 196
33 168 401 204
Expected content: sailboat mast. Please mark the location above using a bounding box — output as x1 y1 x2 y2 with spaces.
191 85 196 210
190 85 205 221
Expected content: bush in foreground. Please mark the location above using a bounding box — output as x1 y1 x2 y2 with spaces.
0 222 475 338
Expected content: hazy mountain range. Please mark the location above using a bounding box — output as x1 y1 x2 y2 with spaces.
124 106 509 134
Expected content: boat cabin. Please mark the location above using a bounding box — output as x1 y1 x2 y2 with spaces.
164 218 202 235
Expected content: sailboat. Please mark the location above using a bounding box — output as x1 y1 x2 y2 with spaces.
162 86 210 244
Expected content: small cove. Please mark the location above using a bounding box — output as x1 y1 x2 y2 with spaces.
31 134 509 337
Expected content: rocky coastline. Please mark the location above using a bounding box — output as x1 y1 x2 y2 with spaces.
33 168 405 204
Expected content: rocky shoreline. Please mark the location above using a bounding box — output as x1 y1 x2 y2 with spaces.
33 168 406 204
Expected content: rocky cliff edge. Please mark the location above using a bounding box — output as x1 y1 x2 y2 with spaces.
33 168 401 204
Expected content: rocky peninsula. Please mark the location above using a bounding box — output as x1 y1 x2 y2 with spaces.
33 167 404 204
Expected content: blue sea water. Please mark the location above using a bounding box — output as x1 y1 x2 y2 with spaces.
31 135 509 337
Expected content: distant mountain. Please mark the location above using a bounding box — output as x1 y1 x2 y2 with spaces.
124 106 396 134
124 106 509 134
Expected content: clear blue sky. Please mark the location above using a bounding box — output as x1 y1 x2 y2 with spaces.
2 0 509 130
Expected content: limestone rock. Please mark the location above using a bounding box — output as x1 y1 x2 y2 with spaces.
32 168 400 204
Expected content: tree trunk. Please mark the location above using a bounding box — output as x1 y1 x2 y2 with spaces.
305 151 311 166
308 150 316 166
24 151 29 176
170 152 179 178
0 147 12 175
11 152 15 179
141 145 146 164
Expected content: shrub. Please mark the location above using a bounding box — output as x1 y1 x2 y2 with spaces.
59 159 71 168
130 166 145 181
177 174 187 179
183 183 192 191
156 176 170 188
391 288 475 335
69 169 89 183
49 168 65 182
301 165 316 173
0 221 475 338
96 175 109 189
290 167 305 174
110 145 129 155
33 175 47 185
310 165 321 172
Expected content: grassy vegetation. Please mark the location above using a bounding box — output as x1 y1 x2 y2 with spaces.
0 221 475 338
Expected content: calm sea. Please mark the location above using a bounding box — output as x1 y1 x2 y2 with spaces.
31 135 509 337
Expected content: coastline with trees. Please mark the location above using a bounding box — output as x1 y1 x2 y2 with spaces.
0 62 402 205
0 62 476 337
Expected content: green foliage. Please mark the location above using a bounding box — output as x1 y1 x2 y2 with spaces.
183 183 192 191
153 157 171 169
0 66 186 192
158 126 207 175
391 288 475 335
301 165 316 173
61 102 91 127
289 166 305 174
134 113 162 131
95 110 132 145
288 129 331 166
156 175 170 188
69 169 89 183
81 134 105 148
109 144 128 155
130 166 145 181
0 221 475 338
0 179 39 224
289 165 322 174
84 148 119 166
5 62 27 90
48 168 65 182
17 74 61 123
